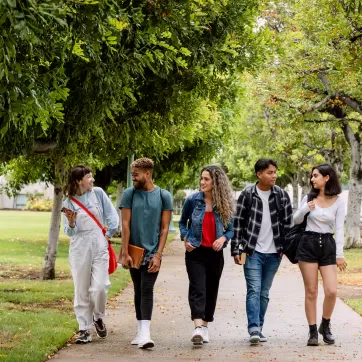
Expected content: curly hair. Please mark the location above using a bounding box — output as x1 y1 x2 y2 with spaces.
131 158 154 171
200 165 235 226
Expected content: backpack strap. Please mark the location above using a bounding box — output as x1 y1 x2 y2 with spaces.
160 188 166 209
273 186 284 217
244 186 253 217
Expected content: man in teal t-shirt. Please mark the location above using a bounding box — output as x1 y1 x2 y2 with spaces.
120 186 172 263
118 158 173 350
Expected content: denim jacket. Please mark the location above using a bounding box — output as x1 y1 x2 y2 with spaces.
179 192 234 248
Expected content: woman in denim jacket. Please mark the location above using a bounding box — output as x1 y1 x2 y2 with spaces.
179 165 235 345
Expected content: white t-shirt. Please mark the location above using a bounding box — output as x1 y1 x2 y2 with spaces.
255 187 277 254
293 195 345 258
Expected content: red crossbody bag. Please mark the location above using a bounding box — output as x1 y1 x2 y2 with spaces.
71 198 118 274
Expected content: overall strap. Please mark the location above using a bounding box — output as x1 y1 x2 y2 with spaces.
71 197 106 235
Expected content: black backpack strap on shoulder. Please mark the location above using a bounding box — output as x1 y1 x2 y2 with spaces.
160 188 166 209
130 187 135 210
274 186 284 217
244 186 253 216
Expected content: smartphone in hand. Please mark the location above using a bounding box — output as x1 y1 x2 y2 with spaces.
61 207 73 215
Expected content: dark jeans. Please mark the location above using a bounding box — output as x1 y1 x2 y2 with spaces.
185 246 224 322
130 265 159 320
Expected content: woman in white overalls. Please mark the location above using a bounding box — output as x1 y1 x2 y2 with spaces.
63 165 119 344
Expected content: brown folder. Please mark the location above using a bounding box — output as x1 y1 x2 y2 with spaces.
237 252 247 265
128 244 145 269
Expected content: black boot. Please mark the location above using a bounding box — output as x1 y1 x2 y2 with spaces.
318 317 335 344
307 324 318 346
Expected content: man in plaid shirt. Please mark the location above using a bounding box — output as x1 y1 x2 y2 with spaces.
231 159 293 345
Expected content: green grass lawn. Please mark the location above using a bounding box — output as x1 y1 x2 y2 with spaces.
339 249 362 315
0 210 176 362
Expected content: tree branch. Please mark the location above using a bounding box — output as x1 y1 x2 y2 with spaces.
295 67 330 75
304 95 330 113
339 95 362 115
32 140 57 154
318 72 332 95
264 107 277 140
304 118 362 123
302 81 328 95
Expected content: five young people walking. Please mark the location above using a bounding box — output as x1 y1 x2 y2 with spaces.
63 158 346 349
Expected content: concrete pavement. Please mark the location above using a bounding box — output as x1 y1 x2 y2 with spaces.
52 237 362 362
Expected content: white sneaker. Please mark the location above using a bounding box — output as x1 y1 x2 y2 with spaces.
131 321 142 345
138 320 154 349
202 326 209 343
75 330 92 344
191 327 203 345
131 332 141 345
138 338 154 349
259 331 267 342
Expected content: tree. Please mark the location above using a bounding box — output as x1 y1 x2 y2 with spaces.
259 0 362 247
0 0 264 278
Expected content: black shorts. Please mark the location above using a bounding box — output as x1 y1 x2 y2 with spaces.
296 231 336 267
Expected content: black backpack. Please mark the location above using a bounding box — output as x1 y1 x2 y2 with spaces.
243 185 285 220
283 194 313 264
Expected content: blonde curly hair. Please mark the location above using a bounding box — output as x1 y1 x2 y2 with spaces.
200 165 235 226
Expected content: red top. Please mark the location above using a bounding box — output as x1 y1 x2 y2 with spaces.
201 212 216 247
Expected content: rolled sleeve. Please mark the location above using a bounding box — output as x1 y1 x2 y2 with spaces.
63 216 78 236
62 200 78 236
223 218 234 243
98 189 119 237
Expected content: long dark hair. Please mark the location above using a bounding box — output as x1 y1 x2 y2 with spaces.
309 164 341 198
65 165 92 198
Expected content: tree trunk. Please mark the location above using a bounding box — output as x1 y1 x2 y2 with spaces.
42 159 65 280
291 175 298 211
345 176 362 248
341 123 362 248
115 182 123 235
298 170 310 200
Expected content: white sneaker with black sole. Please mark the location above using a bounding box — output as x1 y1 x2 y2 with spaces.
138 320 154 349
75 330 92 344
191 327 203 345
93 317 107 339
249 331 260 345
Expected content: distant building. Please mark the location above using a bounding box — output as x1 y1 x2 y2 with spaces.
0 176 54 209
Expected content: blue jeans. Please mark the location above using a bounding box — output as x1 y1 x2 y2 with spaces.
243 251 282 334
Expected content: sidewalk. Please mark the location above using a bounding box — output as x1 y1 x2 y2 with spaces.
53 237 362 362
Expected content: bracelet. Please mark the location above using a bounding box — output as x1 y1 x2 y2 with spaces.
155 252 162 260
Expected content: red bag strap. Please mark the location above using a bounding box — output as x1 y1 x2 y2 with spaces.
71 197 107 235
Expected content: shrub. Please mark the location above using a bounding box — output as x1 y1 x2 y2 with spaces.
26 198 53 211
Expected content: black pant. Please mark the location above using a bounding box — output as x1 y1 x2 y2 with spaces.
130 265 159 320
185 246 224 322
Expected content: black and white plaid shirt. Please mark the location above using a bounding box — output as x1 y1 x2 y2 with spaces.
230 183 293 256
